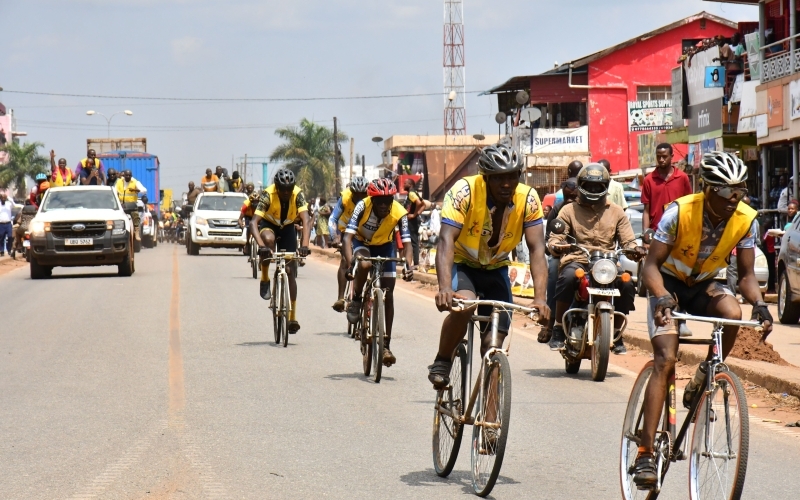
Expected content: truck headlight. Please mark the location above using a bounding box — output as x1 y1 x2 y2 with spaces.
591 259 617 285
195 217 208 226
112 219 126 236
30 220 48 236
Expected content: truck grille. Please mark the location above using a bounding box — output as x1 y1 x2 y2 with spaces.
50 221 107 238
208 219 239 229
208 230 244 237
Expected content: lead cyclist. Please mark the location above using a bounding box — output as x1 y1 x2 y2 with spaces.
632 151 773 489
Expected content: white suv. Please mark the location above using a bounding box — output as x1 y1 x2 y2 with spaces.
186 192 247 255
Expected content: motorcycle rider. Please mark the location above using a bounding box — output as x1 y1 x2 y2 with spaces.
249 169 311 334
29 173 50 208
328 176 370 312
547 164 645 353
632 151 773 490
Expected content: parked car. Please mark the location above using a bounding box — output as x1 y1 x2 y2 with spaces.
776 216 800 322
27 186 135 279
186 192 248 255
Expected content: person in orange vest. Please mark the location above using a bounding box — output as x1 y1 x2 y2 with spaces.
50 150 74 186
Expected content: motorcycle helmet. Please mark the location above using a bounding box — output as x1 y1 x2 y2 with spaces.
576 163 610 204
350 176 369 193
478 144 523 175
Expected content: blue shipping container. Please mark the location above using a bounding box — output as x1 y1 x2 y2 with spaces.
99 151 161 217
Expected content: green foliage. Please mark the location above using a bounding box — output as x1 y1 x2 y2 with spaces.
0 141 49 199
269 119 347 198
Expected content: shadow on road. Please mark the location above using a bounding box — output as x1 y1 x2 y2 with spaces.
523 367 622 379
236 341 293 349
399 467 518 496
325 372 395 383
48 272 119 280
315 331 350 337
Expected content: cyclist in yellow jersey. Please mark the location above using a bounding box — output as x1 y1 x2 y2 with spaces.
428 144 551 389
632 152 774 490
329 176 370 312
249 169 311 333
343 178 415 366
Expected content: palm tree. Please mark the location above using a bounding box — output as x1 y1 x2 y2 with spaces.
0 141 49 199
269 119 348 198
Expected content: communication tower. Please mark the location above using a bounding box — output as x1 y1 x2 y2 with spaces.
444 0 466 135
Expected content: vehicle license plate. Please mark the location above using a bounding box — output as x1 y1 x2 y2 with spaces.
216 237 234 242
22 240 30 248
65 238 93 246
587 287 620 297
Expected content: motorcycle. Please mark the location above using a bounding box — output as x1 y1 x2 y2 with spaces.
549 219 640 382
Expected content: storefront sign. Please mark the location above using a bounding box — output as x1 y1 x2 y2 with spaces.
790 80 800 121
756 114 768 138
685 48 724 106
688 98 722 143
743 146 758 162
704 66 725 88
730 74 744 103
672 67 684 124
517 126 589 154
737 80 759 133
768 85 784 128
745 32 761 82
689 138 724 168
628 100 673 131
638 132 657 168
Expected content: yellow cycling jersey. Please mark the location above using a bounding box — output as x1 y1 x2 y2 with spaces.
337 188 358 232
347 198 409 246
441 175 543 270
254 184 307 228
241 197 257 218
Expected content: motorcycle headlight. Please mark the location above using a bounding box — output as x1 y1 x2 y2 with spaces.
195 217 208 226
591 259 617 285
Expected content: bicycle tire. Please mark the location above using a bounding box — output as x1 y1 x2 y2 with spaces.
433 342 467 477
371 291 385 383
362 294 373 377
272 277 282 344
471 351 512 497
619 361 667 500
281 272 290 348
251 241 258 280
688 369 749 500
591 309 612 382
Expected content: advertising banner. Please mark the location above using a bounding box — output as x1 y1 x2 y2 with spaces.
790 79 800 121
638 132 658 168
685 48 724 105
704 66 726 88
508 263 534 298
517 126 589 154
737 80 760 133
688 98 723 143
730 74 744 103
768 85 784 128
745 32 761 82
672 67 684 124
628 100 673 131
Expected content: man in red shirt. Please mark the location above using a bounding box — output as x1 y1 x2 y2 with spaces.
641 143 692 233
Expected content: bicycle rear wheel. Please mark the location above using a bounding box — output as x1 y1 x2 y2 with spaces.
689 369 749 500
272 278 282 344
433 342 467 477
361 294 373 377
371 291 385 383
620 361 665 500
471 351 512 497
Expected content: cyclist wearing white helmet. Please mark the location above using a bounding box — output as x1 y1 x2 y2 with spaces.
632 151 774 490
329 176 370 312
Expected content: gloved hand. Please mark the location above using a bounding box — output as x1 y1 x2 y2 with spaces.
402 264 416 282
751 301 774 341
653 295 678 327
298 246 310 257
258 246 272 259
642 228 655 245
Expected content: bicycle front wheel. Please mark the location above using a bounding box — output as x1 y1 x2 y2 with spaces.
251 242 258 279
361 295 373 377
371 291 385 383
471 351 512 497
281 273 290 348
433 342 467 477
689 369 749 500
272 278 283 345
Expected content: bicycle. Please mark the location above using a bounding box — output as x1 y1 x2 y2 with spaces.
261 252 303 348
248 235 259 279
433 298 539 497
349 255 406 383
620 312 762 500
333 244 357 339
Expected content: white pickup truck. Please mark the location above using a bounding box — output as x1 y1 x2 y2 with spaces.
186 192 248 255
27 186 136 279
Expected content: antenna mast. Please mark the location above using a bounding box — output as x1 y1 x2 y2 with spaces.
444 0 466 135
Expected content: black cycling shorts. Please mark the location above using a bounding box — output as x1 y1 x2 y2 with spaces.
259 221 297 252
647 273 733 339
452 263 512 334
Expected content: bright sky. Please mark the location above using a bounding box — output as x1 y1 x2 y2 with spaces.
0 0 756 192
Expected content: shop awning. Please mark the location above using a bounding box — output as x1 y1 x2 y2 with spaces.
530 74 588 104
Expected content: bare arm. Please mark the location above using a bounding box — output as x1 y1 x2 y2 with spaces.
524 224 551 323
736 247 762 306
342 232 355 270
298 210 311 248
413 199 426 218
642 205 651 238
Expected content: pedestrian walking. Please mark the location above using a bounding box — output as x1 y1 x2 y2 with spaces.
0 192 14 256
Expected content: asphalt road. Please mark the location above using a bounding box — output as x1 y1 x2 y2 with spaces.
2 244 799 499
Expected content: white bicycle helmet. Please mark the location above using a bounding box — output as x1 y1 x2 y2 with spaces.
700 151 747 186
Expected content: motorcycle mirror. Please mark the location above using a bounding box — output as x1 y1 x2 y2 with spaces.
548 218 567 235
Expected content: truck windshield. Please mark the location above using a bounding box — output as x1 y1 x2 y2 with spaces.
197 196 245 211
42 190 119 211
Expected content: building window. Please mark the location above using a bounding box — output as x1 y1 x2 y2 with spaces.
637 86 672 102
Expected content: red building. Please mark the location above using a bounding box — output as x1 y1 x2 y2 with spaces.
488 12 738 188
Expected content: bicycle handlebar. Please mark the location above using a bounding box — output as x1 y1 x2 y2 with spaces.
261 251 305 261
671 311 762 328
452 298 539 317
355 256 407 264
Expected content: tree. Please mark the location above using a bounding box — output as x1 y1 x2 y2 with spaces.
269 119 347 198
0 141 48 199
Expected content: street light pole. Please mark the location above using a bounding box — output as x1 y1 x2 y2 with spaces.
86 110 133 139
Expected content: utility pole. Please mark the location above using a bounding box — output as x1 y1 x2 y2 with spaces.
333 117 341 194
349 138 355 182
361 155 365 178
243 154 248 184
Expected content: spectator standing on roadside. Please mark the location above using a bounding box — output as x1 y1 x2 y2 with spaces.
597 159 628 209
49 150 73 187
764 220 777 293
0 191 13 256
779 176 794 211
404 178 427 265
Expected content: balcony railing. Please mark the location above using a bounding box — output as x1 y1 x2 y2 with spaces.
761 33 800 83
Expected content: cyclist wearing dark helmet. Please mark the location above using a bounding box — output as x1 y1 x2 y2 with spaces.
249 168 311 334
632 151 773 490
342 178 415 367
547 164 644 353
329 175 371 312
428 144 551 389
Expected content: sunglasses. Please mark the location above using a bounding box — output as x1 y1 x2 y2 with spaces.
712 185 748 200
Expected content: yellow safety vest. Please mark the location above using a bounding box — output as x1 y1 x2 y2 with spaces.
353 197 408 245
454 175 537 269
51 167 73 187
663 193 757 285
115 178 140 203
257 185 306 228
338 188 358 232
